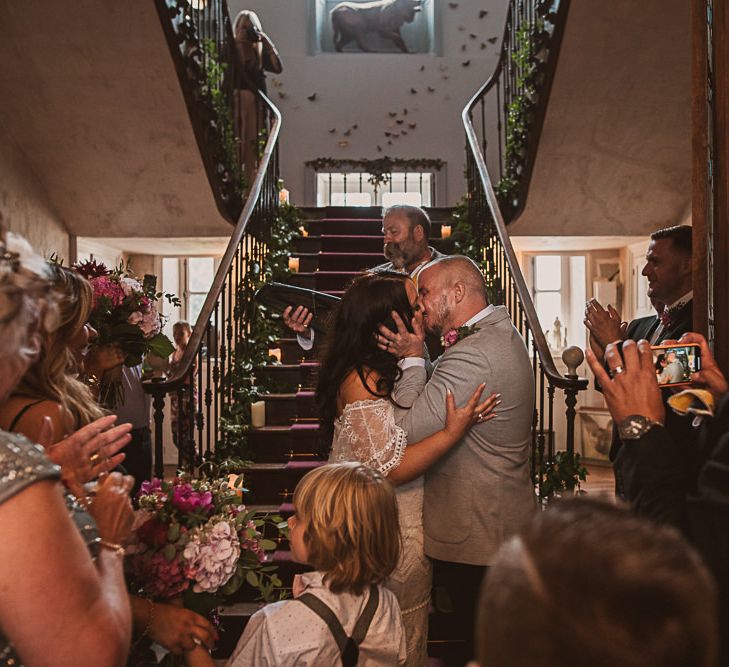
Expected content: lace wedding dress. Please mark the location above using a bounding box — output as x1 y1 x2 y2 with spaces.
330 399 431 667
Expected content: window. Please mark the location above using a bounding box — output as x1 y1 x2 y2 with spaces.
161 257 217 336
530 254 587 352
311 0 437 54
316 171 433 207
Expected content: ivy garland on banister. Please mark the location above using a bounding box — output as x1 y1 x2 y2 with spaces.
305 157 445 193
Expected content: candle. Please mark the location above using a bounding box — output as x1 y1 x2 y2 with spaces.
268 347 282 363
441 225 452 239
279 188 290 205
251 401 266 428
299 225 309 238
288 257 300 272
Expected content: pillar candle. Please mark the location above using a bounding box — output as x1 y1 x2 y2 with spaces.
251 401 266 428
268 347 282 363
279 188 290 205
299 225 309 238
441 224 452 239
288 257 300 272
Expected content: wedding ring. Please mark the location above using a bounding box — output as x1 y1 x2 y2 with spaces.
89 453 101 464
610 365 625 377
192 637 202 646
477 413 483 421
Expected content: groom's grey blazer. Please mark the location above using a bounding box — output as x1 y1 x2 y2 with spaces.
394 306 536 565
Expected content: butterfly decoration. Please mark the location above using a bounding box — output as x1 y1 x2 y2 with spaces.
307 93 317 101
462 60 471 67
479 10 488 18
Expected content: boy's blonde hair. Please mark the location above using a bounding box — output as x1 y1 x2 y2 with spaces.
293 462 400 595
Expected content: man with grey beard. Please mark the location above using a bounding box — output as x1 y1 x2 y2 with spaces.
376 204 445 277
283 204 445 342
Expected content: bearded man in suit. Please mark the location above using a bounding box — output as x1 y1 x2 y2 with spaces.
379 255 536 665
584 224 694 496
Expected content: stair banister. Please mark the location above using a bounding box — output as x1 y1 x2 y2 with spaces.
462 0 588 491
144 87 281 477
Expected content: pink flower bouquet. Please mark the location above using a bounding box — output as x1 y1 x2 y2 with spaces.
126 476 282 606
74 259 177 367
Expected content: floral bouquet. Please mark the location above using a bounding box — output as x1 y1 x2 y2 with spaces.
126 475 282 609
74 259 177 368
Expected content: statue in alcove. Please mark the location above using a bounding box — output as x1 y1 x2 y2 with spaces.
331 0 423 53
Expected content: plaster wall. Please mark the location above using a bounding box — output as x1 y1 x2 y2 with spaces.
228 0 510 206
511 0 691 236
0 128 69 257
0 1 233 239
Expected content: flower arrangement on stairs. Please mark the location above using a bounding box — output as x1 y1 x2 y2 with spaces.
215 200 306 464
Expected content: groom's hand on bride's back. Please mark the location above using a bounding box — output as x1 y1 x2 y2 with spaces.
283 305 313 337
377 310 425 358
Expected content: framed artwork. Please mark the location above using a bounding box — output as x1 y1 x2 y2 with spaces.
578 408 613 464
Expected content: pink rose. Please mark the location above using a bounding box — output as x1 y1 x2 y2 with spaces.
443 329 459 347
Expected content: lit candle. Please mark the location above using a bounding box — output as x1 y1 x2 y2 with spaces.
288 257 300 272
279 188 290 205
268 347 282 363
299 225 309 238
251 401 266 428
441 225 452 239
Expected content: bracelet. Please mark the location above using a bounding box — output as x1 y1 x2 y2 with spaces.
98 539 126 557
131 597 155 651
140 597 155 638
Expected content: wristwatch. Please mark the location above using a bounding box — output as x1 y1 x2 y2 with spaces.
617 414 663 440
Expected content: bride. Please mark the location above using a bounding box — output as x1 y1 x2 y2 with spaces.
316 271 497 666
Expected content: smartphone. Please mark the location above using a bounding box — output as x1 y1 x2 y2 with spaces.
651 343 701 388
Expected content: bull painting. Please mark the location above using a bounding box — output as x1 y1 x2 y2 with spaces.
330 0 424 53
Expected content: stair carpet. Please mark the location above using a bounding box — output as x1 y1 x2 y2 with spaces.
215 207 457 665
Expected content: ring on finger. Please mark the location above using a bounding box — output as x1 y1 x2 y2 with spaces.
89 453 101 464
192 637 202 647
609 365 625 378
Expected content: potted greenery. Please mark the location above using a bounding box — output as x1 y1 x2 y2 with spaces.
539 450 589 500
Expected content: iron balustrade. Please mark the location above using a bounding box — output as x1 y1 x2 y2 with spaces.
463 0 587 491
148 0 281 476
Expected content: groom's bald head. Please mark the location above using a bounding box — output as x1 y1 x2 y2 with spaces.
417 256 489 335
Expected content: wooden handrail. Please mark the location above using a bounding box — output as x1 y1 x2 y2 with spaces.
463 105 582 392
148 89 281 396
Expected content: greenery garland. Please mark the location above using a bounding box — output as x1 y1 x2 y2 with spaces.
305 157 445 194
214 201 305 463
493 17 548 216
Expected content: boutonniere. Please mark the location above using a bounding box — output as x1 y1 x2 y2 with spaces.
440 324 479 349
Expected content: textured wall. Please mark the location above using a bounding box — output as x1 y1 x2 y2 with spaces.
0 130 69 258
227 0 509 206
511 0 691 236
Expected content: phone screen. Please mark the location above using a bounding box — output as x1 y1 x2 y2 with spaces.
651 344 701 387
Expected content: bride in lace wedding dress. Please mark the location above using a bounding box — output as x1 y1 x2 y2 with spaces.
317 272 497 666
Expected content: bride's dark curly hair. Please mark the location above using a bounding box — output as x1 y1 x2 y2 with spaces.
316 271 415 448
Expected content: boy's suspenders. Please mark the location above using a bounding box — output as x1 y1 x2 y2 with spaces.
295 585 380 667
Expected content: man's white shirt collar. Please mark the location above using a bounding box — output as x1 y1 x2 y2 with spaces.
666 290 693 311
462 304 496 328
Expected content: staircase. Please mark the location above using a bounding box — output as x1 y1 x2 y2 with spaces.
213 206 460 662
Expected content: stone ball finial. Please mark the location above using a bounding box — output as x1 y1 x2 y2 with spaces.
562 346 584 377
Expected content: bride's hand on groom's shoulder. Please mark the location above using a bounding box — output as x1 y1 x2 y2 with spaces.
377 310 424 358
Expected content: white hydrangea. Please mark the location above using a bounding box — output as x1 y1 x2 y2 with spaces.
120 276 143 297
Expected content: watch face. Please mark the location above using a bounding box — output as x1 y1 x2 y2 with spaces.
619 415 655 440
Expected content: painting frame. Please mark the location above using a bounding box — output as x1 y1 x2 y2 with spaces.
578 407 613 464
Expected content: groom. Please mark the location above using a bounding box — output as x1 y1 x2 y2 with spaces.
389 256 536 664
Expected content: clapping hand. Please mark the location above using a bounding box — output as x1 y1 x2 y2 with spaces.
443 384 500 441
376 310 425 358
283 305 313 338
584 299 626 358
90 471 135 546
585 339 665 425
39 415 132 499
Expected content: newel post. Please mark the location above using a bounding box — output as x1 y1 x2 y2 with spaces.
561 346 585 457
152 392 166 479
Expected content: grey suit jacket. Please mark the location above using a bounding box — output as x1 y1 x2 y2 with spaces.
394 306 536 565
